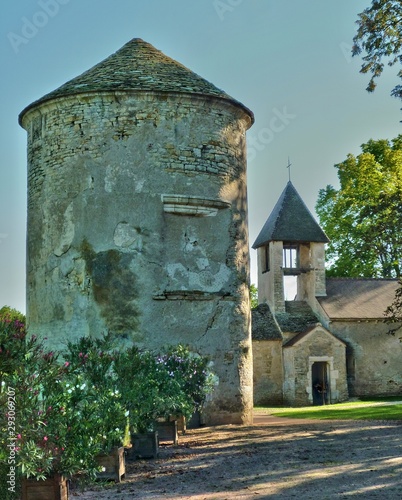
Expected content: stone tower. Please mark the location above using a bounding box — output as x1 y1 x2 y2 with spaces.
252 181 329 313
19 38 254 425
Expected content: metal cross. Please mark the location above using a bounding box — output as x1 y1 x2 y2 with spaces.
287 157 292 182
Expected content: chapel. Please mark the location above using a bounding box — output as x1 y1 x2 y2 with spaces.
252 181 401 406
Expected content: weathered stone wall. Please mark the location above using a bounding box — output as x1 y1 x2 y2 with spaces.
297 242 326 303
252 340 283 405
257 241 285 313
283 327 348 406
21 90 253 425
328 321 402 397
311 243 326 297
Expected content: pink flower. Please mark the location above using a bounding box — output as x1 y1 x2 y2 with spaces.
64 361 70 367
43 436 48 441
17 434 21 439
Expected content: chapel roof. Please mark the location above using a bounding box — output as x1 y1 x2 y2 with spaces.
276 301 320 333
283 323 346 347
251 304 282 340
251 301 319 340
318 278 399 320
19 38 254 124
252 181 329 249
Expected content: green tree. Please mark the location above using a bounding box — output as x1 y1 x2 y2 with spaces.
385 278 402 333
353 1 402 99
250 284 258 309
0 305 25 323
316 136 402 278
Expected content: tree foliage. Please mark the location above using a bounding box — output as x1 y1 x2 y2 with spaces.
250 284 258 309
385 278 402 333
0 305 25 323
353 0 402 99
316 136 402 278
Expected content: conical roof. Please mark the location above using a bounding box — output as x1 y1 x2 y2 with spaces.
252 181 329 248
19 38 254 124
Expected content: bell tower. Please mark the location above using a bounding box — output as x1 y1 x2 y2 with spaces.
253 181 329 313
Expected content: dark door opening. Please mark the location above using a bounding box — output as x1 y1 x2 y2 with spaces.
312 362 329 405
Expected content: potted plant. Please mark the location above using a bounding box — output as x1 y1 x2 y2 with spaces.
113 347 189 458
62 335 127 482
0 309 27 498
114 347 159 459
0 324 128 498
113 344 216 457
160 345 217 428
0 321 75 498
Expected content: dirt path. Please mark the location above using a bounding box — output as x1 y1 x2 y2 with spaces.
70 413 402 499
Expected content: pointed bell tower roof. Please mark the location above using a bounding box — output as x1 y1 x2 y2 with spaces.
252 181 329 249
19 38 254 124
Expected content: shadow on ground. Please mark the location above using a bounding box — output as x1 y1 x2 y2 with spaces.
70 413 402 499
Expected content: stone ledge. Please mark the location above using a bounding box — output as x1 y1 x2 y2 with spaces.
162 194 231 217
153 290 234 301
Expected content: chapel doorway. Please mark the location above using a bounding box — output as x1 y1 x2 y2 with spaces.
312 361 330 405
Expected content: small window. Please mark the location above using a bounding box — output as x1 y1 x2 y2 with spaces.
283 244 299 270
262 245 270 273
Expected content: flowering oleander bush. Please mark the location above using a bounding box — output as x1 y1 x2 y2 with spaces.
113 344 216 433
0 310 27 497
1 324 127 481
160 345 217 413
0 309 216 481
113 346 189 433
61 334 128 453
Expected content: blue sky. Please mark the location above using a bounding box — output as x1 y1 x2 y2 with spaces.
0 0 401 313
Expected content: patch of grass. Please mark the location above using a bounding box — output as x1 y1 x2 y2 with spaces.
255 399 402 420
359 395 402 402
